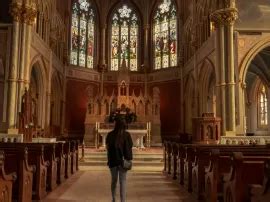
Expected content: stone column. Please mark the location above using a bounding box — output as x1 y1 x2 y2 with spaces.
180 64 184 133
143 24 150 68
7 2 22 133
216 23 226 136
23 6 36 88
18 4 37 107
210 7 238 135
17 16 27 106
100 68 105 96
61 68 67 135
238 82 246 134
225 10 238 132
101 25 107 66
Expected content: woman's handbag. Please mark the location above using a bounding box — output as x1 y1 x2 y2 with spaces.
122 159 132 170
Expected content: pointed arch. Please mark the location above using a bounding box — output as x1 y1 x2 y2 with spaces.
70 0 98 69
30 60 47 128
184 73 195 133
50 71 63 127
152 0 178 70
108 1 142 71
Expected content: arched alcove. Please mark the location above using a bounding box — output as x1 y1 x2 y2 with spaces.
184 74 195 134
198 59 216 115
244 46 270 135
29 62 46 128
50 71 63 136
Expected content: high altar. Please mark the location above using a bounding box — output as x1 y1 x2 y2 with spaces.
84 60 161 147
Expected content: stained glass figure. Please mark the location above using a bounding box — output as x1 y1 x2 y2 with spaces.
259 85 268 126
154 0 177 69
71 0 95 69
111 4 139 71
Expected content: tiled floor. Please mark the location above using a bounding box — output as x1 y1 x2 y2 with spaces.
43 170 197 202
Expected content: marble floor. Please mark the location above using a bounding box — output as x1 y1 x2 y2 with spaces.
43 170 197 202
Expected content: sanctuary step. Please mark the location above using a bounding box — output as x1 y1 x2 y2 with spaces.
79 147 164 172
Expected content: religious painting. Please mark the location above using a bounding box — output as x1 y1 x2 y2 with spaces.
70 0 95 68
154 0 177 69
110 4 139 71
236 0 270 30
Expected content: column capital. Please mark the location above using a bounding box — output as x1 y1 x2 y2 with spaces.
210 7 238 27
22 6 37 25
9 2 23 22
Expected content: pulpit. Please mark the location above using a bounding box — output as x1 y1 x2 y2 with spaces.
192 113 221 144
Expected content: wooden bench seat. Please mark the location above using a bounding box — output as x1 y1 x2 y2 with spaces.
70 141 77 174
55 142 66 184
41 143 59 191
63 141 72 178
0 146 35 202
0 143 49 200
0 150 17 202
248 159 270 201
223 152 270 202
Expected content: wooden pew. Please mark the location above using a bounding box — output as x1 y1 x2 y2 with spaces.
248 159 270 201
163 141 168 173
167 142 173 175
177 144 270 199
172 142 179 180
40 143 59 191
0 146 35 202
63 141 72 178
70 140 77 174
178 144 186 185
75 140 79 171
57 137 80 172
223 152 269 202
203 148 268 201
0 143 49 200
204 149 232 202
183 145 195 192
55 142 66 184
0 150 17 202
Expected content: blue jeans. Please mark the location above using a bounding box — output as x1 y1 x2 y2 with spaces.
110 166 127 202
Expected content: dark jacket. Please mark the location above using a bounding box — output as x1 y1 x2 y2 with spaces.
106 130 133 168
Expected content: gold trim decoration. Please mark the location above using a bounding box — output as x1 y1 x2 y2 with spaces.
22 6 37 25
210 7 238 27
9 2 22 22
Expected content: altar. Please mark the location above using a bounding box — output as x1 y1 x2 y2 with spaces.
97 129 148 148
96 122 151 149
83 59 161 146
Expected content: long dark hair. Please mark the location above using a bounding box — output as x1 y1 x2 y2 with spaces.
114 118 127 147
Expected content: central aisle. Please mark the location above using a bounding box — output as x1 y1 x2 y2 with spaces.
44 170 197 202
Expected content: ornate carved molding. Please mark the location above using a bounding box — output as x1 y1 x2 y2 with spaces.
210 7 238 27
9 3 37 24
9 2 23 22
23 6 37 25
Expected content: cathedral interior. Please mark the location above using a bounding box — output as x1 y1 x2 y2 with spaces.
1 0 270 201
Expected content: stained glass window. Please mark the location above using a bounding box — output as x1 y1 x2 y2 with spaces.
258 85 268 126
71 0 95 68
111 5 139 71
154 0 177 69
